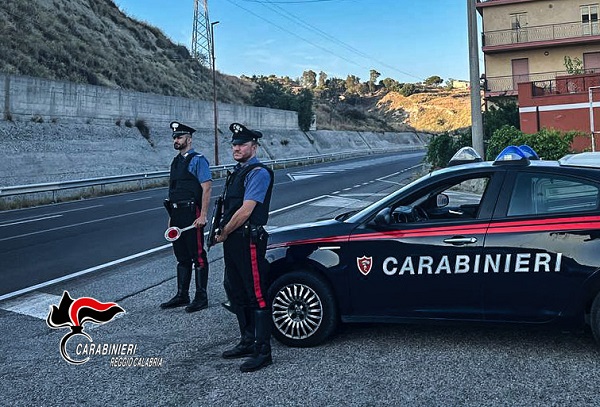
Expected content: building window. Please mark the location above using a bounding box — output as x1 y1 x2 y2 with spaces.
581 4 599 36
510 13 528 43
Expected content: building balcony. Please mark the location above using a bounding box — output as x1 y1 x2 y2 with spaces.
484 70 569 97
482 21 600 53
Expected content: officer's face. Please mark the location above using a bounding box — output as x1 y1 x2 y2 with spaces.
232 141 256 163
173 134 191 151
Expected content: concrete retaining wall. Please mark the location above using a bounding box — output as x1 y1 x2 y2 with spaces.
0 74 298 130
0 74 428 188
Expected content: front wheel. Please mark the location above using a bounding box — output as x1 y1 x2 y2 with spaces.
268 271 339 347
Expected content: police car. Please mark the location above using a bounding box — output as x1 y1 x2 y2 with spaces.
265 147 600 347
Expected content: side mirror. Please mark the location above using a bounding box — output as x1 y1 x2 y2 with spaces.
374 208 391 225
436 194 449 208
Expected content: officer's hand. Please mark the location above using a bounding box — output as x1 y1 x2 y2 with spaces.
215 232 227 243
193 216 207 228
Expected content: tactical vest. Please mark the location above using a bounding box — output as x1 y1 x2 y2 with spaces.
168 152 203 203
222 163 274 227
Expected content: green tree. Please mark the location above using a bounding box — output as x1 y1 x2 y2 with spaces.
293 88 314 131
369 69 381 92
250 76 313 131
381 77 402 92
483 98 520 141
318 71 327 88
424 75 443 86
399 83 417 97
426 131 472 168
301 69 317 89
345 75 360 94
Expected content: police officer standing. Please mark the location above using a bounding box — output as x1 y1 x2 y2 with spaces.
215 123 274 372
161 122 212 313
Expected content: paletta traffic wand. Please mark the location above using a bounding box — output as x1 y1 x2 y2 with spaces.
164 224 195 242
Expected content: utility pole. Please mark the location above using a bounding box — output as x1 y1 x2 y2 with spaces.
191 0 212 66
211 21 220 165
468 0 485 157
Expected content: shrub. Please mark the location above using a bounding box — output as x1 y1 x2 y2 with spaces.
426 132 471 168
486 125 577 160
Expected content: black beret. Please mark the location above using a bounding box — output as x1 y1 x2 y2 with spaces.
170 121 196 138
229 122 263 145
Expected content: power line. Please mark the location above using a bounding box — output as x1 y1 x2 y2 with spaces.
224 0 371 73
257 0 422 80
226 0 422 81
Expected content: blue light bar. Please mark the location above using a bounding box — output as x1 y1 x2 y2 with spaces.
518 145 540 160
495 146 527 161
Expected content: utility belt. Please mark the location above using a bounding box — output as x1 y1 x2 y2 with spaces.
163 199 196 216
232 222 267 241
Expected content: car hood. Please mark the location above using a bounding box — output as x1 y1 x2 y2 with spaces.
267 219 358 248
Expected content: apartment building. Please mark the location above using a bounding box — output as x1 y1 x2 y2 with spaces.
476 0 600 99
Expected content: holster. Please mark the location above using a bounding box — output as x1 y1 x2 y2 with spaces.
246 223 267 243
163 199 172 216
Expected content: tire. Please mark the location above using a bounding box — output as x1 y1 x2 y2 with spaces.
268 271 339 347
591 292 600 344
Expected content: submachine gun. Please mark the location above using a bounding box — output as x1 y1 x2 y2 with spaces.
207 171 231 251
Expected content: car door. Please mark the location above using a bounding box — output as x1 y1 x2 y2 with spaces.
344 170 505 321
483 169 600 322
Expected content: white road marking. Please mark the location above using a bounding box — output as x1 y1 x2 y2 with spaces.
0 292 62 320
0 207 162 242
127 196 155 202
309 196 364 208
269 196 328 215
0 244 171 302
0 214 63 227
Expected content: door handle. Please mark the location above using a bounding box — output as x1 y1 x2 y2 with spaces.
443 236 477 245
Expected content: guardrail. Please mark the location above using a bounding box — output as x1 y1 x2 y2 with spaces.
0 147 424 200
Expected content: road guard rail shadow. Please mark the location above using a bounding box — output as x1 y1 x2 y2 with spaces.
0 147 425 210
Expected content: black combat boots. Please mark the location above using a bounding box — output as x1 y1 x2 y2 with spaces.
240 309 273 372
222 307 255 359
185 266 209 312
160 264 191 309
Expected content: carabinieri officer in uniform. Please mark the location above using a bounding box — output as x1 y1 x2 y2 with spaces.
215 123 274 372
161 121 212 313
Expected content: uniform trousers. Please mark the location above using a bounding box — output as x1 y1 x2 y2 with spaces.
223 227 269 311
171 204 207 269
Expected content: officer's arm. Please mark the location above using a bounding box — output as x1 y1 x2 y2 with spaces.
193 180 212 228
217 200 257 242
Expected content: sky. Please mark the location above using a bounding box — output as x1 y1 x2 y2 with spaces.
113 0 475 84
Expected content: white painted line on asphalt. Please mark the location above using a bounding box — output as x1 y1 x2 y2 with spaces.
127 196 155 202
0 244 171 302
0 207 162 242
0 291 62 320
269 195 328 215
339 193 388 197
310 196 364 208
0 214 63 227
1 204 105 225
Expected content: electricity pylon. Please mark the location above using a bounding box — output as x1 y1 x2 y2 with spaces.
191 0 212 66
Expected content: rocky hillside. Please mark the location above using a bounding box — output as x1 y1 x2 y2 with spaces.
0 0 471 134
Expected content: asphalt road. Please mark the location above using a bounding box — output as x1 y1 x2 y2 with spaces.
2 150 600 407
0 151 424 298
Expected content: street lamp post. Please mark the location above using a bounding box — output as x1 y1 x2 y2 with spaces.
211 21 220 165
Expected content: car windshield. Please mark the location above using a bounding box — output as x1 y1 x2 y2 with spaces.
344 171 437 223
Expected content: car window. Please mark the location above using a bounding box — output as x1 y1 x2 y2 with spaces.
392 175 491 223
508 173 599 217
